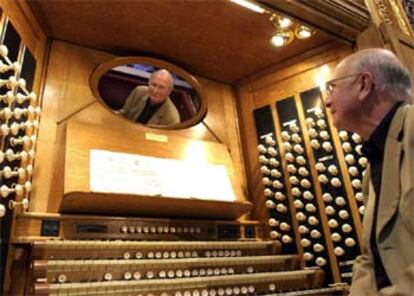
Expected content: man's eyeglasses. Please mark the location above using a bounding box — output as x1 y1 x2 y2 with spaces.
325 73 361 95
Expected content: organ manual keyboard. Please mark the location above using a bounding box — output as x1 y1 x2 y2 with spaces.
9 213 348 295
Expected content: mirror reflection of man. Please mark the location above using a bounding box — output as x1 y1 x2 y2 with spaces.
119 69 180 125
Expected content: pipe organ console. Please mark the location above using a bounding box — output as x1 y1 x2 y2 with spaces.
9 213 347 296
3 0 413 295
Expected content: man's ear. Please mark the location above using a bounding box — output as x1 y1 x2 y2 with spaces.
357 72 374 102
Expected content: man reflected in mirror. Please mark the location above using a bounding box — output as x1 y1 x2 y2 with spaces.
119 69 180 125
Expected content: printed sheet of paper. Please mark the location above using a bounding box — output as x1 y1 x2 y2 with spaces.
90 149 236 201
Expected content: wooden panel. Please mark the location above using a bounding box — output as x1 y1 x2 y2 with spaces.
30 40 247 214
27 0 336 83
379 24 414 102
62 120 247 215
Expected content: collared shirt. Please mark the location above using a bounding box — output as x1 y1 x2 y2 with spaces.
136 98 164 124
362 101 402 290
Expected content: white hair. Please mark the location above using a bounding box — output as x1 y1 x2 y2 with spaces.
150 69 174 90
348 48 412 102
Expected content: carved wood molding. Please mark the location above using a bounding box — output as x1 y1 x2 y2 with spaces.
366 0 413 37
259 0 370 42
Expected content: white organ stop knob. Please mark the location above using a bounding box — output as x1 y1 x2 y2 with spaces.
303 252 314 261
0 204 6 217
316 257 327 266
257 144 266 154
268 218 279 227
345 238 356 247
339 130 348 141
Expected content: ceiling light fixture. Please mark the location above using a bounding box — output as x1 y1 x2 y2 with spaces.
230 0 266 14
270 30 294 47
295 25 313 39
269 13 294 47
269 13 314 47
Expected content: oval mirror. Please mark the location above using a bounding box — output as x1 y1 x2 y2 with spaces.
90 56 207 129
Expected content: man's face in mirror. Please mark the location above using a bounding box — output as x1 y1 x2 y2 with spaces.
148 71 173 105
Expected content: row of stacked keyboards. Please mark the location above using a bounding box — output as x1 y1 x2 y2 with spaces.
19 215 347 296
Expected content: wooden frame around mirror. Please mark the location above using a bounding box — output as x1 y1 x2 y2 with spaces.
90 56 208 129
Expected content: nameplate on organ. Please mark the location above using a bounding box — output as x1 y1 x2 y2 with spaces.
60 121 251 219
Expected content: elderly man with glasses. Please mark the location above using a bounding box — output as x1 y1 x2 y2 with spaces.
325 48 413 296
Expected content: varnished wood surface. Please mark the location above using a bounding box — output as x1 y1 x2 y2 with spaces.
27 0 337 83
61 192 251 220
30 40 247 214
64 120 245 201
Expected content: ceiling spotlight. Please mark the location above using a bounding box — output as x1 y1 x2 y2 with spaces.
295 25 313 39
230 0 266 14
270 30 294 47
270 14 292 29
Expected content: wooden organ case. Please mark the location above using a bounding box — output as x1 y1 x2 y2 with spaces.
0 0 413 296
